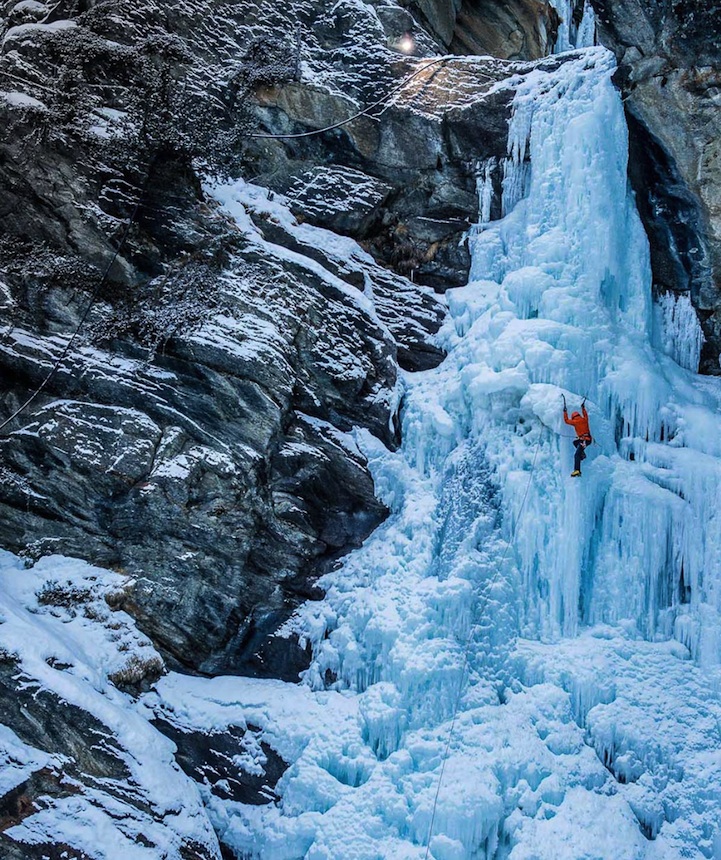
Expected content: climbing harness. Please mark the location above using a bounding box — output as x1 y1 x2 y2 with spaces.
560 392 594 439
423 428 544 858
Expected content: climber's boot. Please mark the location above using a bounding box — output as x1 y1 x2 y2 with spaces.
570 470 582 477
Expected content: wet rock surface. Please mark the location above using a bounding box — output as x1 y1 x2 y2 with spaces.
405 0 559 58
451 0 559 58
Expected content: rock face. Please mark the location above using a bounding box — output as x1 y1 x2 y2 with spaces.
249 57 514 289
0 555 220 859
404 0 559 58
153 718 288 805
0 0 523 678
451 0 559 58
590 0 721 372
0 659 212 860
0 191 402 674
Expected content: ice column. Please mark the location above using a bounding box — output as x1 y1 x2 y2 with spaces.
463 47 721 662
476 158 497 226
549 0 596 52
653 291 704 372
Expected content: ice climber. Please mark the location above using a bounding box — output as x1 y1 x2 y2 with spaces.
562 394 592 477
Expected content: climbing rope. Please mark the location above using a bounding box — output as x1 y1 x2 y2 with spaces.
0 67 129 93
1 55 494 145
248 56 490 140
0 164 155 436
423 427 544 859
0 68 54 94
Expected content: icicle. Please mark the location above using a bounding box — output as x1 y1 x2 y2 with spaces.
476 158 497 226
653 291 704 372
548 0 596 53
501 98 534 217
575 1 597 49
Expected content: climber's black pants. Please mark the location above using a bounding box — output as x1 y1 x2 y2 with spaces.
573 439 588 472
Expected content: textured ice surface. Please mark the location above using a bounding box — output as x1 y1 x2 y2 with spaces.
149 45 721 860
654 291 705 373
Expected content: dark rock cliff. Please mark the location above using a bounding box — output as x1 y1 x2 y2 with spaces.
404 0 560 59
0 0 520 679
590 0 721 372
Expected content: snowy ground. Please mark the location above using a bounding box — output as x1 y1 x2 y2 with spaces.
0 550 219 859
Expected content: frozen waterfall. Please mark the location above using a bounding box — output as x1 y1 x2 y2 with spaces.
153 44 721 860
548 0 596 53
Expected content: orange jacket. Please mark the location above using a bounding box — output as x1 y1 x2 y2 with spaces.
564 405 591 440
